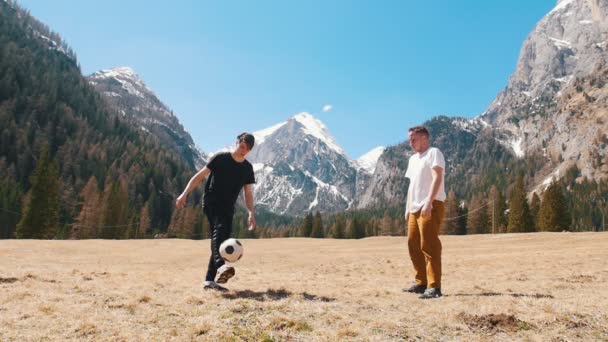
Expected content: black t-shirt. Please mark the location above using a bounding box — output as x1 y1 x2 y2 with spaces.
203 152 255 213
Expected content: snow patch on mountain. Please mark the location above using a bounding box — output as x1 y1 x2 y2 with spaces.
89 67 159 101
356 146 386 174
253 121 287 145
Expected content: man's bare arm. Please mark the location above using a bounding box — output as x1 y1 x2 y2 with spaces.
244 184 256 230
175 167 211 208
421 166 443 216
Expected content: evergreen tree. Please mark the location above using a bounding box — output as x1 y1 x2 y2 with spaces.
366 217 379 237
191 206 205 240
380 210 393 236
125 210 139 239
167 207 185 238
458 206 468 235
99 177 129 239
72 176 100 239
16 145 60 239
167 205 201 239
330 213 346 238
538 181 571 232
507 176 534 233
441 191 461 235
0 168 23 238
394 215 404 236
488 185 507 234
347 216 365 239
529 192 541 230
311 211 324 238
138 201 151 239
183 206 201 238
466 194 490 234
390 215 403 236
299 212 313 237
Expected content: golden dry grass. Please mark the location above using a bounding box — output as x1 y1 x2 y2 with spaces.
1 232 607 341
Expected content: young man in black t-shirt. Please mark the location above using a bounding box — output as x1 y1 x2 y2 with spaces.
175 133 256 291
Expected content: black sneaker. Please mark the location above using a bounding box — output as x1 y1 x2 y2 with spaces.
203 281 228 292
403 284 427 294
216 265 235 284
419 288 442 299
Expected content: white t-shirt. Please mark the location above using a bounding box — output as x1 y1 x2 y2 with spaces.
405 147 446 213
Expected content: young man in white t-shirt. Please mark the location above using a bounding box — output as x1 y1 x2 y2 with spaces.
403 126 446 299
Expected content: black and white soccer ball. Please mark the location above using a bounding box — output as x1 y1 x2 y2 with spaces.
219 238 243 263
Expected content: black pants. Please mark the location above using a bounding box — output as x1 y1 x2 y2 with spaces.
204 206 233 281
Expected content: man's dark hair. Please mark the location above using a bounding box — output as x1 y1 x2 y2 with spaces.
237 132 255 150
408 126 430 137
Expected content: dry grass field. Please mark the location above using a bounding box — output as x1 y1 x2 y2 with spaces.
1 232 607 341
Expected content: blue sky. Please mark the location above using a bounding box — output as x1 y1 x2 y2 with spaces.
20 0 557 158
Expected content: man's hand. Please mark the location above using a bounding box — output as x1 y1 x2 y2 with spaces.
405 212 410 222
175 193 187 209
248 212 256 231
421 200 433 218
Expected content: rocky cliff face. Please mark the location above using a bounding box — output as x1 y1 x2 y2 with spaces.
359 0 608 209
482 0 608 185
88 67 207 169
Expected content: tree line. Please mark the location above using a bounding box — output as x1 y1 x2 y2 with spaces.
1 139 606 239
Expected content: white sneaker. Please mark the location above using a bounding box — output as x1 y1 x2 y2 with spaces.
203 280 228 292
216 264 235 284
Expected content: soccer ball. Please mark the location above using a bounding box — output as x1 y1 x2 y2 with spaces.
219 238 243 263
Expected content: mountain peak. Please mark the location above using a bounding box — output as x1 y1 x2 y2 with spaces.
290 112 345 155
91 66 140 81
292 111 315 121
89 66 151 99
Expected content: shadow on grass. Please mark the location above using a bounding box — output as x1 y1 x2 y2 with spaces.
0 277 19 284
221 288 292 301
301 292 336 302
448 292 554 299
221 288 336 302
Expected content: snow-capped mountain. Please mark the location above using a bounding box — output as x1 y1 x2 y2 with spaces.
356 146 386 174
85 0 607 216
240 112 366 215
88 67 207 169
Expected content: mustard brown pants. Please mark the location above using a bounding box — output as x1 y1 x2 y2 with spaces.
407 200 445 289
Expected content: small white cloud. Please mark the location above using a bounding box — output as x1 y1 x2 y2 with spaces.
322 105 332 112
